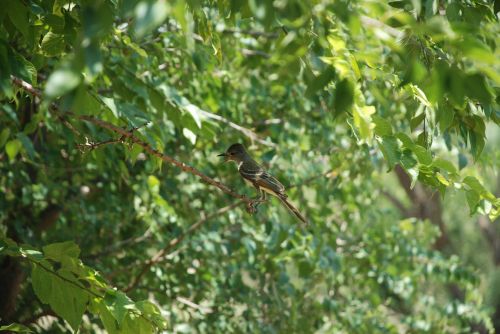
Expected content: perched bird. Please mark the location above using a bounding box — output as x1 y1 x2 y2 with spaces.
218 143 308 224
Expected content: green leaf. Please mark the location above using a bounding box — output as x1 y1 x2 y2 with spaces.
45 68 81 98
410 112 425 131
41 32 65 57
0 128 11 148
305 67 336 97
43 241 81 263
122 312 154 334
432 158 457 174
16 133 35 159
396 132 415 149
134 0 169 37
412 145 432 165
437 105 454 132
465 73 494 105
6 0 30 39
136 300 168 330
462 176 495 201
97 301 120 334
73 87 101 115
465 190 480 215
0 323 33 333
378 136 400 170
400 149 417 169
373 115 393 137
32 264 89 331
333 79 355 116
353 105 375 143
104 291 136 326
5 139 23 161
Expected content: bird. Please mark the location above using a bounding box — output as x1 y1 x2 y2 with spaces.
218 143 308 224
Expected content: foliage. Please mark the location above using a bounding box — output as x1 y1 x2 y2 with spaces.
0 0 499 333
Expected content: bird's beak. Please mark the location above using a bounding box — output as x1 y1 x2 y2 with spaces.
217 152 229 162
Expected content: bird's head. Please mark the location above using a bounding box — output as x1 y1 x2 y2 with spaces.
218 143 247 163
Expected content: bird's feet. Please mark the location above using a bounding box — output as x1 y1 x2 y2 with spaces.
246 198 267 213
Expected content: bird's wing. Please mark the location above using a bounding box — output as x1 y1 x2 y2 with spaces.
256 171 286 194
239 161 286 194
238 162 265 182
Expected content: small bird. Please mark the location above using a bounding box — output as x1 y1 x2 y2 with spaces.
218 143 308 224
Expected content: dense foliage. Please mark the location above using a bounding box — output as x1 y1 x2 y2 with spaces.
1 0 499 333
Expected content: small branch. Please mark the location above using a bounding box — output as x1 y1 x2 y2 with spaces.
197 109 276 147
222 28 279 38
241 48 271 58
360 15 404 39
124 201 242 292
79 115 260 211
380 189 409 215
290 169 337 188
76 137 123 151
76 123 149 152
176 296 213 313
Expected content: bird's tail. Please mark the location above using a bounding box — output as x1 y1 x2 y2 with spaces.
277 195 308 225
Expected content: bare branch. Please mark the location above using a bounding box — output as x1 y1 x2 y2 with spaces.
241 48 271 58
78 115 262 211
222 28 279 38
198 109 276 147
380 189 409 215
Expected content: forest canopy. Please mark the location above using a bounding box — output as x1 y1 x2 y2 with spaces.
1 0 499 333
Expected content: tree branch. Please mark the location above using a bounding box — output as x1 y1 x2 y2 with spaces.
380 189 409 215
10 75 262 212
197 109 276 147
222 28 279 38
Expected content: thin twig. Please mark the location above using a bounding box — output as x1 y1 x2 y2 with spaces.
380 189 409 215
197 109 276 147
222 28 279 38
79 115 263 211
241 48 271 58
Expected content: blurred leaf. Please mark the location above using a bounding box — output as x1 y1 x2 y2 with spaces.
5 139 22 161
0 324 33 333
333 79 355 116
6 0 29 39
465 73 494 105
41 32 65 57
373 115 393 137
0 128 11 148
45 68 81 98
378 136 400 170
305 67 336 97
134 0 169 37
